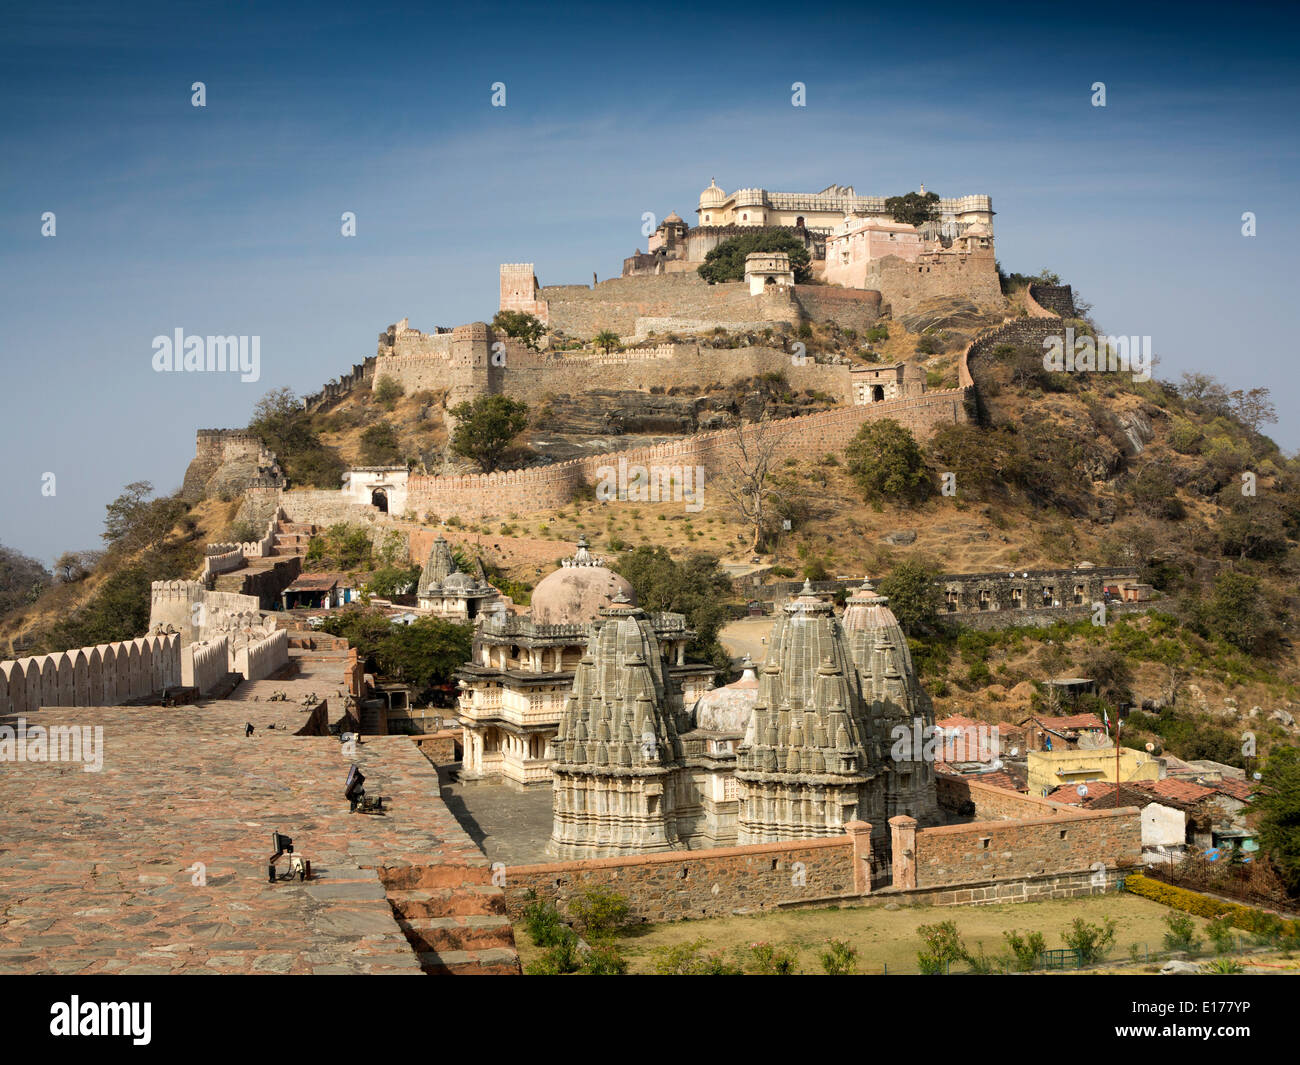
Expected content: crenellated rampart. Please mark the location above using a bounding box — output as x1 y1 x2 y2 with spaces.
0 634 181 713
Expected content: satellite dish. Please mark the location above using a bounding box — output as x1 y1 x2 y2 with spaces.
1009 747 1020 757
1253 772 1262 781
1145 742 1155 752
1076 784 1089 797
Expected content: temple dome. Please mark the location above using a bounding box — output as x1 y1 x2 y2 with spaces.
529 537 635 625
693 657 759 734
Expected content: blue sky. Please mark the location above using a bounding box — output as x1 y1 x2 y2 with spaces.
1 0 1297 563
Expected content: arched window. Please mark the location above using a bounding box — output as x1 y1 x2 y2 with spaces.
371 488 388 513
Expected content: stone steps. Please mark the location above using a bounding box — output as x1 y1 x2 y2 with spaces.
415 948 521 976
380 867 520 975
397 914 515 953
388 884 509 919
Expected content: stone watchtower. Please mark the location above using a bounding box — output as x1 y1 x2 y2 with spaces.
744 251 795 295
548 594 687 859
842 579 940 825
447 322 495 408
735 581 882 844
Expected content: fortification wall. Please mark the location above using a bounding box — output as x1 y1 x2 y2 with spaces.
0 634 181 713
502 343 853 407
866 251 1002 316
303 357 376 411
516 272 881 340
148 580 267 646
397 390 969 520
182 635 231 695
269 390 968 525
791 285 882 331
234 629 289 683
182 430 264 503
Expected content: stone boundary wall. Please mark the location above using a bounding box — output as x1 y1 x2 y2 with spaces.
149 581 267 647
234 629 289 682
0 634 181 713
910 806 1142 890
503 797 1142 923
271 389 969 525
503 835 855 923
182 635 231 695
938 774 1079 821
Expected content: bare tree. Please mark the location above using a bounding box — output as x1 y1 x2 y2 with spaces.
721 406 789 554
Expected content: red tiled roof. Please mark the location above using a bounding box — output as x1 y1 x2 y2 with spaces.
1147 778 1216 804
1207 777 1256 802
935 714 984 730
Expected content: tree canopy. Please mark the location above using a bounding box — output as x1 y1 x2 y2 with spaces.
697 228 812 284
845 419 932 505
448 394 530 472
885 190 941 227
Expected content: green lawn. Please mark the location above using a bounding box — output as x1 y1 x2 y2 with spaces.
516 892 1219 974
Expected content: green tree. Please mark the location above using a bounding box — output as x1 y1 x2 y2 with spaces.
249 387 345 489
492 310 544 350
845 419 932 505
0 546 51 617
375 616 473 698
360 421 403 466
364 564 421 598
697 228 812 284
1205 571 1276 654
1256 746 1300 893
448 395 529 472
876 560 942 636
373 375 404 410
102 481 188 554
613 547 734 673
916 920 965 974
592 330 620 354
885 190 941 227
1064 917 1116 965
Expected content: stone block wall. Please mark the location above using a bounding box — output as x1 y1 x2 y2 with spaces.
0 635 181 713
909 807 1142 889
866 251 1003 316
234 629 289 683
148 581 268 646
181 635 231 695
503 836 855 923
511 271 881 340
267 388 969 526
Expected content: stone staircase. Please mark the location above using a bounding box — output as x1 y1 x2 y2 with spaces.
380 867 520 975
272 520 316 558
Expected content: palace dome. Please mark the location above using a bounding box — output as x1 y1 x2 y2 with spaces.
698 178 726 210
529 537 636 625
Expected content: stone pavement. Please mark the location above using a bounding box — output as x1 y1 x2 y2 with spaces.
0 649 519 975
441 778 555 867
